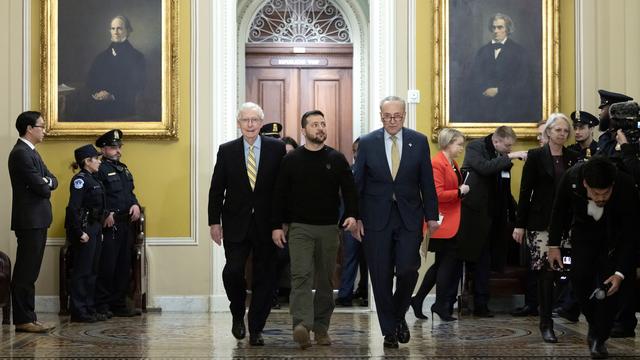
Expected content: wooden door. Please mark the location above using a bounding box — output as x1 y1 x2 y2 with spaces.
300 68 353 158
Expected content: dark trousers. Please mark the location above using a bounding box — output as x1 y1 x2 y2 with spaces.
414 240 462 314
523 244 539 308
466 244 491 309
364 204 422 336
70 223 102 317
338 230 368 299
571 244 619 342
222 217 277 334
11 228 48 324
613 274 638 331
96 221 132 312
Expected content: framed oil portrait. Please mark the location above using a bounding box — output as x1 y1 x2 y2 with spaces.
432 0 559 139
40 0 179 138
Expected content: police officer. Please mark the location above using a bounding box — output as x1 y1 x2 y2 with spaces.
596 89 633 157
94 129 141 317
65 144 106 323
260 122 283 138
569 111 599 161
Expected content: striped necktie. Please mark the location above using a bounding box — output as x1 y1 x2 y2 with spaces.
247 145 257 190
391 135 399 179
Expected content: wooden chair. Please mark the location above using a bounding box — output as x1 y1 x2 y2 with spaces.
0 251 11 324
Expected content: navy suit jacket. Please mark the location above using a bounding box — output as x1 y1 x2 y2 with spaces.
8 140 58 230
354 128 438 232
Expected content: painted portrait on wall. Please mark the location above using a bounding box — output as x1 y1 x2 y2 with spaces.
41 0 178 138
432 0 558 139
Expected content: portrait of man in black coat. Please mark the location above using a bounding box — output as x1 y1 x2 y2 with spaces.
450 5 542 124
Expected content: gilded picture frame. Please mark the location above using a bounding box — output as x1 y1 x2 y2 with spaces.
40 0 179 138
432 0 559 139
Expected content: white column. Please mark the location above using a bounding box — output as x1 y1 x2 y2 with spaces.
369 0 397 131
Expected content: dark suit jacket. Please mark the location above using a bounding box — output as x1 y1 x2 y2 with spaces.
354 128 438 232
515 144 578 230
465 38 536 122
8 140 58 230
548 162 638 277
457 135 515 264
208 135 286 242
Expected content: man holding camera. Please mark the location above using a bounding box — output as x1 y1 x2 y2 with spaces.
548 156 639 359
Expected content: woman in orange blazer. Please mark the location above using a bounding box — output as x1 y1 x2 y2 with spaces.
411 128 469 321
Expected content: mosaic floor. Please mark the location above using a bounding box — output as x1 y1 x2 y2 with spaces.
0 311 638 359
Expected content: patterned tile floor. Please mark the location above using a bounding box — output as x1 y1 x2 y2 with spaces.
0 311 638 359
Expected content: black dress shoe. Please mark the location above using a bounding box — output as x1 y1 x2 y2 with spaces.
249 332 264 346
511 304 539 317
410 297 428 320
383 334 399 348
232 317 246 340
589 339 608 359
540 323 558 343
396 319 410 343
431 304 457 321
473 307 494 318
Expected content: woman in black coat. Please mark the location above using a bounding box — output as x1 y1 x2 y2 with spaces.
512 113 579 343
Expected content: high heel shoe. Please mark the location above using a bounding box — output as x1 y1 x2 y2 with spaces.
410 297 429 319
431 304 457 322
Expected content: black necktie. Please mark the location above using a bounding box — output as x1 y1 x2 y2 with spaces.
492 43 503 50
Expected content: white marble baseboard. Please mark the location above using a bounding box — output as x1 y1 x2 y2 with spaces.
150 296 209 312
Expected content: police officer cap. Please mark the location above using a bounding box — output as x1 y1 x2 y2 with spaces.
260 122 283 138
570 111 599 128
95 129 124 147
609 101 640 120
74 144 100 165
598 89 633 109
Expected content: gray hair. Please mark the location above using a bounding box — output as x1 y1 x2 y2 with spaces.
438 128 465 150
112 15 133 33
489 13 514 34
236 102 265 121
379 96 406 111
544 112 572 139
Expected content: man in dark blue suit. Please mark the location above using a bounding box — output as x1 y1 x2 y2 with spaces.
353 96 439 348
8 111 58 333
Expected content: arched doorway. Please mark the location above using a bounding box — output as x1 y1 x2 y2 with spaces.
238 0 369 160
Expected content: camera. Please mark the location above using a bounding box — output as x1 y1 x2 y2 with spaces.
610 101 640 144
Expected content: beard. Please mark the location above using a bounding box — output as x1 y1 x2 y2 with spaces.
306 132 326 144
599 116 610 132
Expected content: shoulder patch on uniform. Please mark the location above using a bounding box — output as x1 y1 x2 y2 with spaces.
73 178 85 189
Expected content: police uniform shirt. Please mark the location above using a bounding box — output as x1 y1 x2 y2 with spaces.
568 141 598 161
65 170 106 241
95 158 139 214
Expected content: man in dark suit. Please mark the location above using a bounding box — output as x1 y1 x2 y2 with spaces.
464 13 536 122
208 102 286 346
353 96 439 348
8 111 58 333
457 126 527 317
548 156 638 358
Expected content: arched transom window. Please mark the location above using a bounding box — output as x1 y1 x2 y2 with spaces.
248 0 351 43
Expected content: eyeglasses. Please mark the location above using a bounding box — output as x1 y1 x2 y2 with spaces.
381 114 405 122
239 118 262 124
